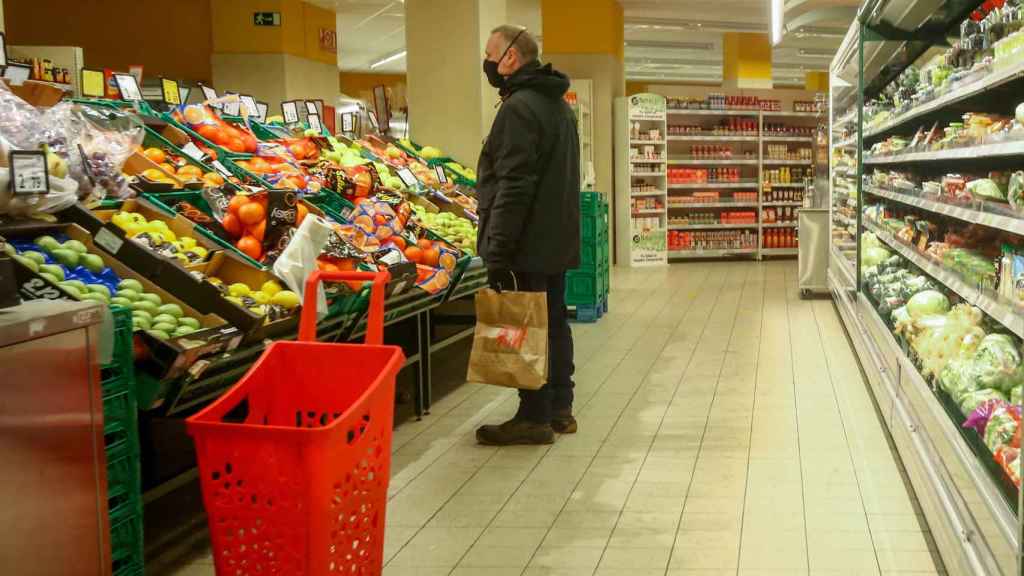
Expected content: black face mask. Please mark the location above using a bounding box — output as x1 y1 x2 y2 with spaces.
484 29 525 89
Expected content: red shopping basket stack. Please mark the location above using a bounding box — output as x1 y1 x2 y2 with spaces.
188 270 405 575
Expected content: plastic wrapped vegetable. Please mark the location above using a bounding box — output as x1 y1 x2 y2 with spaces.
913 305 985 378
892 306 913 335
958 388 1007 415
941 357 981 402
1012 386 1022 406
1009 171 1024 213
995 446 1021 488
984 403 1021 452
973 334 1024 394
906 290 950 319
963 398 1009 436
966 178 1006 202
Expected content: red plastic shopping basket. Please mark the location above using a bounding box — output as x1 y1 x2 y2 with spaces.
187 270 405 576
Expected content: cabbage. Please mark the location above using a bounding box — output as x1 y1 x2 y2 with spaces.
892 306 913 334
973 334 1024 394
862 246 892 268
906 290 950 319
958 388 1007 414
940 357 981 401
966 178 1006 201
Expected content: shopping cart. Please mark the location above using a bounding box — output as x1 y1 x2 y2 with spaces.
187 270 405 575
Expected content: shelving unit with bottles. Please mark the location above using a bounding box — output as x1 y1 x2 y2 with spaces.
828 2 1023 574
760 111 818 256
614 93 669 266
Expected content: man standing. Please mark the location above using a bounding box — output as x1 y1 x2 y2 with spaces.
475 25 581 445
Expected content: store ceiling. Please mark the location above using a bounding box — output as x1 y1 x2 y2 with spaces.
315 0 859 85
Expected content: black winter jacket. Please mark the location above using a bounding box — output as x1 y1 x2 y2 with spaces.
476 61 581 274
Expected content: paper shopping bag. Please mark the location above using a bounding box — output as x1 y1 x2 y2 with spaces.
467 288 548 390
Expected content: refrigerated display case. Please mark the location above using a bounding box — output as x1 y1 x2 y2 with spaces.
828 1 1023 574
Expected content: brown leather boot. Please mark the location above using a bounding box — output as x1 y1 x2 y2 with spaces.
476 418 554 446
551 409 577 434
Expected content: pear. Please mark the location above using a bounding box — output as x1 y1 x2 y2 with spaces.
118 278 144 292
138 292 163 306
146 329 171 341
116 288 140 301
80 253 105 273
34 235 60 253
22 250 46 265
51 248 79 268
13 255 38 273
177 317 201 330
39 264 65 281
86 284 111 298
156 303 183 318
62 239 88 254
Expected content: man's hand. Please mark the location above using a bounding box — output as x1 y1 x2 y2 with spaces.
487 269 517 293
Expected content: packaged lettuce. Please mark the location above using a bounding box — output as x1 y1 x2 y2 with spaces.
973 334 1024 394
940 357 981 402
958 388 1007 415
1012 386 1022 406
995 446 1020 488
984 404 1021 452
963 398 1009 436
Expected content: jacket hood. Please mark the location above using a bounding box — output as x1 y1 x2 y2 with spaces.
500 61 570 100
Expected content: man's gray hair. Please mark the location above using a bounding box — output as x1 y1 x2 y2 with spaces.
491 25 539 63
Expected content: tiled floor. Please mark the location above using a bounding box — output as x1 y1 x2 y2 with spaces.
154 261 945 576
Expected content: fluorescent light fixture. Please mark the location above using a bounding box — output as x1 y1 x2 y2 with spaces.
770 0 783 45
370 50 406 69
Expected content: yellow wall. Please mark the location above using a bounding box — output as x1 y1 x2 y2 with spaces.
340 73 407 97
723 32 772 89
211 0 335 64
541 0 623 60
300 2 337 65
805 71 829 92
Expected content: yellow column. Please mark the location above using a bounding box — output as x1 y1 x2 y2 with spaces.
209 0 339 115
804 71 829 92
722 32 773 89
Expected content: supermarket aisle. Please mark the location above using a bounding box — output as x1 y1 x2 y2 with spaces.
158 261 945 576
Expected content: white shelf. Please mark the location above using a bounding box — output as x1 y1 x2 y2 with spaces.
631 209 665 216
629 114 665 122
863 219 1024 340
667 135 759 142
764 182 808 188
762 201 803 206
667 202 758 209
666 109 760 116
668 223 758 230
630 158 666 163
762 136 814 142
669 248 758 258
762 222 798 228
630 139 666 145
668 158 759 165
864 139 1024 165
762 111 818 118
865 186 1024 235
669 182 758 189
630 190 667 197
760 247 800 255
631 172 666 177
763 159 813 165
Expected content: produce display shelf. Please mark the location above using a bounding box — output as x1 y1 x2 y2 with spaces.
865 186 1024 235
864 60 1024 140
864 139 1024 165
668 248 757 257
631 172 666 177
760 247 799 255
668 182 758 189
667 158 759 165
668 223 758 230
762 159 813 165
350 288 447 339
863 219 1024 340
667 135 759 142
666 108 760 116
762 201 803 207
630 190 666 197
830 243 857 290
762 136 813 142
447 258 488 302
762 222 798 228
668 202 758 209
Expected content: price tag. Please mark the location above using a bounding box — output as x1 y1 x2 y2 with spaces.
341 113 354 132
305 101 319 116
282 101 299 124
255 101 268 123
179 86 190 104
434 165 448 184
9 151 49 195
240 95 258 118
368 111 380 132
307 114 323 134
396 167 418 188
211 160 232 177
161 78 181 105
223 92 241 116
113 73 142 101
199 84 221 109
81 69 105 98
180 141 206 162
0 32 7 67
94 227 124 254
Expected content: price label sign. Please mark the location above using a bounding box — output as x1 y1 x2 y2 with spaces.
307 114 323 134
211 160 232 178
113 73 143 101
179 86 190 104
434 165 448 184
81 69 106 98
239 95 258 118
161 78 181 105
396 167 418 188
180 141 206 162
10 151 49 195
281 101 299 124
223 92 241 116
255 101 268 123
368 111 380 132
305 100 319 116
199 84 221 109
341 113 355 132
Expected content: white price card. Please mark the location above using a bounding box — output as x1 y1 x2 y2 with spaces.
223 93 241 116
434 165 448 184
282 101 299 124
307 114 323 134
368 111 380 131
211 160 232 177
396 167 418 188
255 101 268 123
199 84 221 109
240 95 258 118
341 113 354 132
180 141 206 162
113 73 143 101
10 151 49 195
305 101 319 115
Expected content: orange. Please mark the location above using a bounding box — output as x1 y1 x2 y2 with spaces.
222 213 242 237
417 238 433 250
296 203 309 226
158 162 177 175
238 202 266 227
249 220 266 242
196 124 222 144
248 157 270 173
388 236 406 251
404 246 423 264
237 235 262 260
422 247 440 267
227 194 249 216
143 147 166 164
177 165 203 180
226 137 246 153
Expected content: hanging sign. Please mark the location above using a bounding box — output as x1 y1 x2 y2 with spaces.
239 94 258 118
255 101 268 123
305 101 319 116
341 113 355 132
199 84 221 109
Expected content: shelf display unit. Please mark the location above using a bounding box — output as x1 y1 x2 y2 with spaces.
828 2 1023 574
567 79 595 190
615 93 668 266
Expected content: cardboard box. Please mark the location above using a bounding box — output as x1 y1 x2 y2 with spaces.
2 79 64 107
194 249 299 341
3 223 241 380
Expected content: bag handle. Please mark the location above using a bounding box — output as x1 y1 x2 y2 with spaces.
299 270 390 345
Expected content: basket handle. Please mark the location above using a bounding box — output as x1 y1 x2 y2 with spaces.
299 270 390 345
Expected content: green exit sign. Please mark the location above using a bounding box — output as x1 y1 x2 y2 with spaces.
253 12 281 26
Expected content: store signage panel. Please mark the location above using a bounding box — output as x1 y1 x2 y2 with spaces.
253 12 281 26
630 228 667 266
628 93 667 120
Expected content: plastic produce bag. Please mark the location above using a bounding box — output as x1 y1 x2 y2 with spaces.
272 214 333 320
49 103 144 202
973 334 1024 394
995 446 1021 487
959 388 1006 415
984 403 1021 452
963 398 1009 436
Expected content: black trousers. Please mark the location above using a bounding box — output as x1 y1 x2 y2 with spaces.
512 271 575 424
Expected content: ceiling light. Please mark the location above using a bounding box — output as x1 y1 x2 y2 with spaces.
370 50 406 69
770 0 783 45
